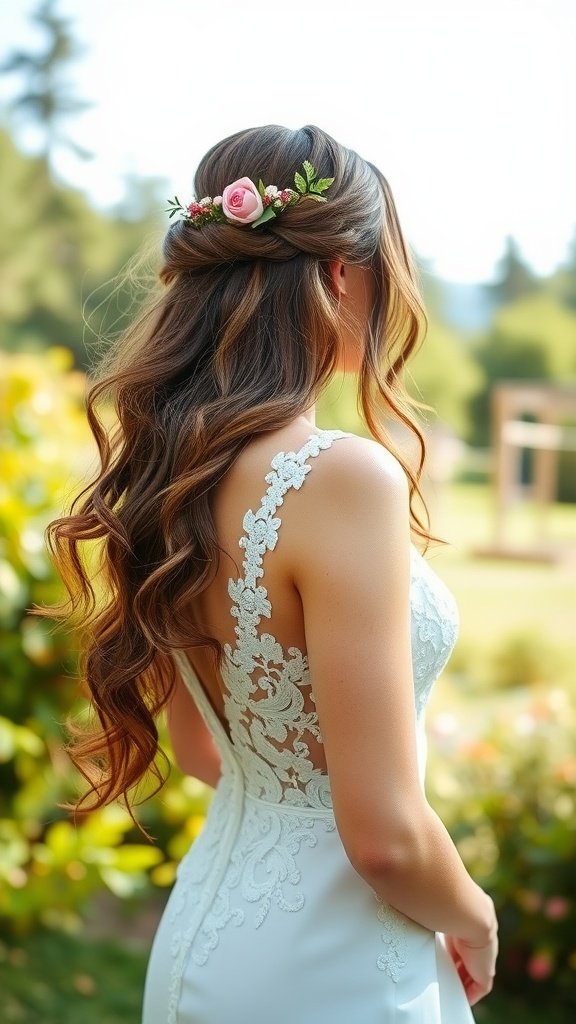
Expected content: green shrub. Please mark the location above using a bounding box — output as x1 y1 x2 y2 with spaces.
0 349 210 930
428 677 576 1006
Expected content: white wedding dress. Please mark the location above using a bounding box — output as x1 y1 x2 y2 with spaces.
142 428 474 1023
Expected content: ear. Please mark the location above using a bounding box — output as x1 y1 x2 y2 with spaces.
327 258 347 298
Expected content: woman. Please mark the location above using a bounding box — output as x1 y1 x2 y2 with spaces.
45 124 497 1023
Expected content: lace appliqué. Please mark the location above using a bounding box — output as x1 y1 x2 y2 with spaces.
167 430 345 1001
168 799 336 984
221 429 346 808
410 546 459 717
229 802 335 927
375 896 409 981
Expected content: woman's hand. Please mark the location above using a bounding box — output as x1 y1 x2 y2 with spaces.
445 906 499 1007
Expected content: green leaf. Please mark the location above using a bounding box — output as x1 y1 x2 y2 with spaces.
302 159 315 184
251 206 277 228
258 178 266 198
294 171 307 194
311 177 334 193
303 193 327 203
166 195 186 217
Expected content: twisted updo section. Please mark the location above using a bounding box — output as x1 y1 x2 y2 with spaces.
161 125 382 276
42 123 435 824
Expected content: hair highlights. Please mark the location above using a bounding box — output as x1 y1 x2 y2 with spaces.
40 124 439 823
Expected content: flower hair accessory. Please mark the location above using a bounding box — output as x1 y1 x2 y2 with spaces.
166 160 334 230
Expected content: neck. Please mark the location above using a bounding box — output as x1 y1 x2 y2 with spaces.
301 403 316 427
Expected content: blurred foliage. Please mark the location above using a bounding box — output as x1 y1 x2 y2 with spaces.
467 294 576 447
483 235 542 306
0 349 210 931
428 667 576 1009
0 0 92 166
0 128 161 370
0 929 147 1024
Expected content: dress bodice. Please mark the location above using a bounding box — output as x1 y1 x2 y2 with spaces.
173 427 459 809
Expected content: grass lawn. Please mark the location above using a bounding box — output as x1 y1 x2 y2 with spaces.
422 482 576 674
0 929 568 1024
0 930 147 1024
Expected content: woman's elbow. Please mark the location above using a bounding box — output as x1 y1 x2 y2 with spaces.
341 812 427 882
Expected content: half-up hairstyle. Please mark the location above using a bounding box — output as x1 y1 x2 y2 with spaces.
40 123 438 822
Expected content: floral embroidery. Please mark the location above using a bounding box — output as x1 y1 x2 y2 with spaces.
220 429 348 810
410 546 459 717
375 896 409 982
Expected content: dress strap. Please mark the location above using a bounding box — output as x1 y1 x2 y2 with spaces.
227 428 349 645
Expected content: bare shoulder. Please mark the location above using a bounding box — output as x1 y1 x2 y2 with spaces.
300 432 409 521
288 432 410 581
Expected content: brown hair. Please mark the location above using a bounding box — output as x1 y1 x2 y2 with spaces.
40 123 439 821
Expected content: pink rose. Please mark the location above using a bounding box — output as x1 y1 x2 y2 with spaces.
221 177 263 224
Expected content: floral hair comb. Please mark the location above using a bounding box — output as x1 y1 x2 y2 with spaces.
166 160 334 230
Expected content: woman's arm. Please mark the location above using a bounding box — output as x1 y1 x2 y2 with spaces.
292 435 496 949
165 672 222 788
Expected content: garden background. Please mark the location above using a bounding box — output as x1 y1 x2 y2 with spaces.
1 2 576 1022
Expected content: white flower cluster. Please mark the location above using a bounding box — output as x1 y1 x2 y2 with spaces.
264 185 280 198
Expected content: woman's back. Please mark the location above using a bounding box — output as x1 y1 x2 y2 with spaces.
179 417 338 758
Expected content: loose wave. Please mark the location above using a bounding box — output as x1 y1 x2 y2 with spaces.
39 124 440 822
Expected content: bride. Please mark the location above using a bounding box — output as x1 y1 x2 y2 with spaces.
44 122 498 1023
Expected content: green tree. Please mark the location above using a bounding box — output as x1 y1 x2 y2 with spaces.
467 293 576 447
0 0 91 169
549 228 576 313
0 128 162 369
485 235 541 306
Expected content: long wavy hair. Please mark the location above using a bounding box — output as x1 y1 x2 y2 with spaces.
40 123 440 822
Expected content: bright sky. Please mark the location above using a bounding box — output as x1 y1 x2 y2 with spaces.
1 0 575 283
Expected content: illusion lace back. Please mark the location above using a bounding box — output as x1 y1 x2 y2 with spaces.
142 428 474 1024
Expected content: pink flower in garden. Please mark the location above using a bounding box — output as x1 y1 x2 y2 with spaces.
544 896 570 920
527 952 554 980
221 177 263 224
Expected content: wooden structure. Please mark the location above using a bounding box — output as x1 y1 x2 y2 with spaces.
476 381 576 563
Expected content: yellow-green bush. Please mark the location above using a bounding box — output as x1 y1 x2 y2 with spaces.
0 349 209 930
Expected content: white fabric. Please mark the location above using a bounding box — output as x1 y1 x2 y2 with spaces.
142 428 474 1023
